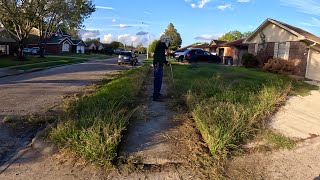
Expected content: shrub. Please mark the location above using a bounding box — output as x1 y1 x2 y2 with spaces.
263 58 295 74
242 53 259 68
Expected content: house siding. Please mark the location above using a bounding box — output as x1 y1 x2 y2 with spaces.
248 44 255 54
45 44 62 54
289 41 308 76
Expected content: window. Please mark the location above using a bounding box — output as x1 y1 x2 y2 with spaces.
274 42 290 60
62 42 70 52
0 45 8 55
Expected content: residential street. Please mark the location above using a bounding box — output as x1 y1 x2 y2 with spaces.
0 57 131 171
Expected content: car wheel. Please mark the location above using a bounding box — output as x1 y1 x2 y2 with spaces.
179 56 183 62
118 62 121 65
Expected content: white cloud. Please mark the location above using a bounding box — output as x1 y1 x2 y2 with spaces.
144 11 151 14
112 19 116 23
95 6 114 10
281 0 320 16
301 17 320 27
195 34 220 40
80 30 100 39
103 34 114 43
189 0 211 8
237 0 250 2
217 4 232 10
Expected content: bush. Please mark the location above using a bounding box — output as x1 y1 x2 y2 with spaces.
263 58 295 74
242 53 259 67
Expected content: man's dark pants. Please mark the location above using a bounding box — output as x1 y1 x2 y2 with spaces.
153 64 163 100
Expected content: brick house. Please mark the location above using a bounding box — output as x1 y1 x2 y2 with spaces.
45 29 86 54
244 18 320 80
0 27 17 56
208 40 226 54
214 39 248 65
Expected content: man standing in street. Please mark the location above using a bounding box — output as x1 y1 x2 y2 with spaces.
153 35 170 101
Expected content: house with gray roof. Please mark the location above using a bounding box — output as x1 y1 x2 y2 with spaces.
0 28 18 56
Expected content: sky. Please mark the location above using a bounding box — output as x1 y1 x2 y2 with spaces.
80 0 320 47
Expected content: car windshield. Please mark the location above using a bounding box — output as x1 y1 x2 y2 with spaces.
121 52 132 56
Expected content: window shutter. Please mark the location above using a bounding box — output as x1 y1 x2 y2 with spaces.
254 44 258 55
274 42 279 58
284 42 290 60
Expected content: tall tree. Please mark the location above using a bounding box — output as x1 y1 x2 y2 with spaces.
218 30 252 41
109 41 123 49
0 0 38 59
34 0 95 57
148 40 158 53
218 30 242 41
85 37 100 43
163 23 182 51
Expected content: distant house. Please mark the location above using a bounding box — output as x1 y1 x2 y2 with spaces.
45 29 86 54
86 42 104 53
0 27 17 56
72 40 86 54
215 39 248 65
244 18 320 80
209 40 226 54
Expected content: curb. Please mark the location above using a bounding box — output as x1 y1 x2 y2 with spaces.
0 124 47 174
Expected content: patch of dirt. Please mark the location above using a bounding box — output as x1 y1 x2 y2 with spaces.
226 136 320 179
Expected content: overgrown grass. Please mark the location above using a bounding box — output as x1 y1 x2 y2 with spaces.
143 58 176 64
167 64 312 159
14 59 84 70
50 65 149 167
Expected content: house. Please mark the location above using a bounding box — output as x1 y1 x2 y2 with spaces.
72 40 86 54
45 29 86 54
192 43 210 51
244 18 320 80
209 40 226 54
0 28 17 56
86 42 104 53
215 39 248 65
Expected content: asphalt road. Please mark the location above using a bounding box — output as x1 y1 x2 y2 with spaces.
0 57 130 120
0 57 131 167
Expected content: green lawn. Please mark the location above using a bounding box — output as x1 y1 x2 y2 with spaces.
14 59 85 70
0 56 87 68
0 54 114 69
143 58 176 63
166 64 317 160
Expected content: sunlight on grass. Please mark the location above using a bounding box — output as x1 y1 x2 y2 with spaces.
166 64 309 159
50 65 149 167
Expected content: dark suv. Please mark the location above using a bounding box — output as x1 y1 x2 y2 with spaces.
118 51 138 65
184 48 221 63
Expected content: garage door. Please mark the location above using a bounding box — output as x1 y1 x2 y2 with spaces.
306 49 320 81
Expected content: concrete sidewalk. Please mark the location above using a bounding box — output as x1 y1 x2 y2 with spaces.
271 88 320 139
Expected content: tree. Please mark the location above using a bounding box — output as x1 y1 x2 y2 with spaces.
34 0 95 57
243 31 252 38
136 43 146 53
85 37 100 43
148 40 158 53
109 41 123 49
0 0 39 59
218 30 253 41
218 30 242 41
163 23 182 51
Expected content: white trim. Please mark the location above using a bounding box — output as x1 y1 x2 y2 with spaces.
274 42 279 58
284 42 290 60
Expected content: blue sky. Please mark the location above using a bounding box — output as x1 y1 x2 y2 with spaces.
80 0 320 47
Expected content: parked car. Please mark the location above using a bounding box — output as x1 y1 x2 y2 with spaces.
22 47 40 55
174 49 185 61
184 48 221 63
118 51 138 65
114 48 125 54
